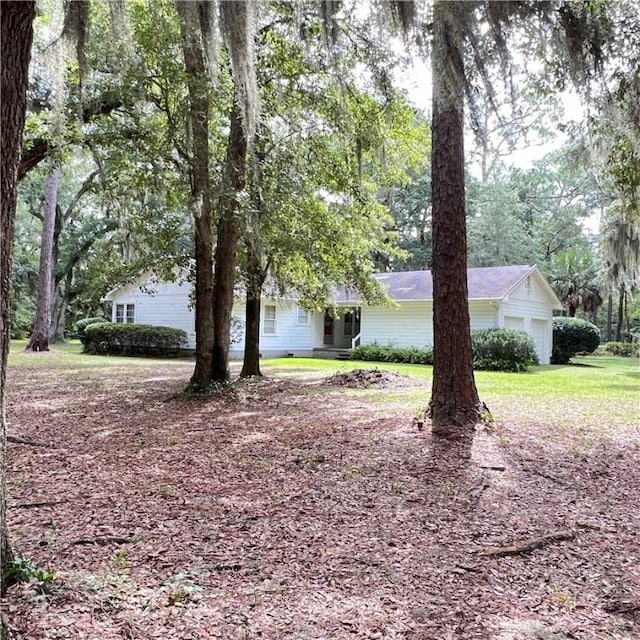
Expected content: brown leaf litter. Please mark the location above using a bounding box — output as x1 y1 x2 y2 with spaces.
2 360 639 639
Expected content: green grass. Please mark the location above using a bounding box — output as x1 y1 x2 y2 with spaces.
262 355 640 433
8 339 192 371
9 343 638 434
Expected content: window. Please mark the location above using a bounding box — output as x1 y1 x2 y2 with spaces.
296 307 309 325
115 303 135 324
263 305 276 335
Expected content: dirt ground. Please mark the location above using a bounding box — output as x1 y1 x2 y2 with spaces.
2 358 639 639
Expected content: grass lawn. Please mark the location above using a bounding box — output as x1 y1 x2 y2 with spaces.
4 342 640 638
264 354 639 435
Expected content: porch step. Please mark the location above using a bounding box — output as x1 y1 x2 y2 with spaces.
313 347 352 361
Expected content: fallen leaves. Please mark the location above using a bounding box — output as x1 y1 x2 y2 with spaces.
3 361 639 639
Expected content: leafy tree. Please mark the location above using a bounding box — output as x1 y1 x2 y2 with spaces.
238 9 427 376
548 247 602 318
1 0 36 599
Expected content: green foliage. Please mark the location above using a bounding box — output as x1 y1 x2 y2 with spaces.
603 341 640 357
351 342 434 365
471 328 538 372
83 322 187 356
5 555 55 593
74 316 109 338
551 317 600 364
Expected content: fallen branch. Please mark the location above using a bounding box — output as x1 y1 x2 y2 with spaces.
9 500 67 510
524 467 578 488
7 435 50 447
478 529 576 558
71 536 137 546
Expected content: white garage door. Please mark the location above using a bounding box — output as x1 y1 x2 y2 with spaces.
504 316 525 330
530 319 550 365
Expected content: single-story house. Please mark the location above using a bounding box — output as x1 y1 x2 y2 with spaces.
103 264 563 364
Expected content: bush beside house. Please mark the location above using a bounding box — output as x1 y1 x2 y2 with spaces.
75 316 109 340
83 322 187 356
551 317 600 364
471 328 538 372
351 343 434 365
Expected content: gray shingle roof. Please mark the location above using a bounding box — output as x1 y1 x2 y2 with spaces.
335 265 537 303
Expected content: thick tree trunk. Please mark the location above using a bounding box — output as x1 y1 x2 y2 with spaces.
606 292 613 342
241 244 265 377
27 166 60 352
241 290 262 378
177 1 215 389
1 0 36 597
428 0 481 439
211 102 247 381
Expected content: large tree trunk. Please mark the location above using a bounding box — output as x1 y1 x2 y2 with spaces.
241 288 262 378
26 166 60 352
1 0 36 598
428 0 481 439
211 102 247 381
241 243 265 378
177 1 215 390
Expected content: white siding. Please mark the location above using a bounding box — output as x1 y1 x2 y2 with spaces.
504 316 525 330
229 299 318 358
360 301 498 349
500 278 555 364
361 302 433 348
110 280 197 347
469 302 498 331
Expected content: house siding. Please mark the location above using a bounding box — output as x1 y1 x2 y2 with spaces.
230 299 319 358
499 276 555 364
105 266 559 364
360 301 497 349
361 302 432 348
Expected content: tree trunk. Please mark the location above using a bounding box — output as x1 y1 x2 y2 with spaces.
616 285 624 342
26 166 60 352
176 1 215 390
428 0 481 439
1 0 36 597
211 102 247 381
241 288 262 378
241 243 265 378
49 203 64 342
606 292 613 342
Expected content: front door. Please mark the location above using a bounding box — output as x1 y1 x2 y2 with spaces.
323 311 334 345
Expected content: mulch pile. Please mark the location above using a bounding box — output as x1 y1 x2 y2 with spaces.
325 368 413 388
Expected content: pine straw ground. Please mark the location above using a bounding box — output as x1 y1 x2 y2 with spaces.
2 355 639 640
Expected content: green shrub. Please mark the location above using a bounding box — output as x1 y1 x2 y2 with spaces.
351 342 434 365
84 322 187 356
75 316 109 339
551 317 600 364
603 341 640 357
471 328 538 372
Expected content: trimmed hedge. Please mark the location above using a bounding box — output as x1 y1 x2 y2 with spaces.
551 317 600 364
75 316 109 339
83 322 187 356
351 342 434 365
603 341 640 357
471 328 538 372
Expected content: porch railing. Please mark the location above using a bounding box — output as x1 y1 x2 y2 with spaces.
351 332 361 350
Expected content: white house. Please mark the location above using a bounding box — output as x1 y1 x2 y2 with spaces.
103 265 562 364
